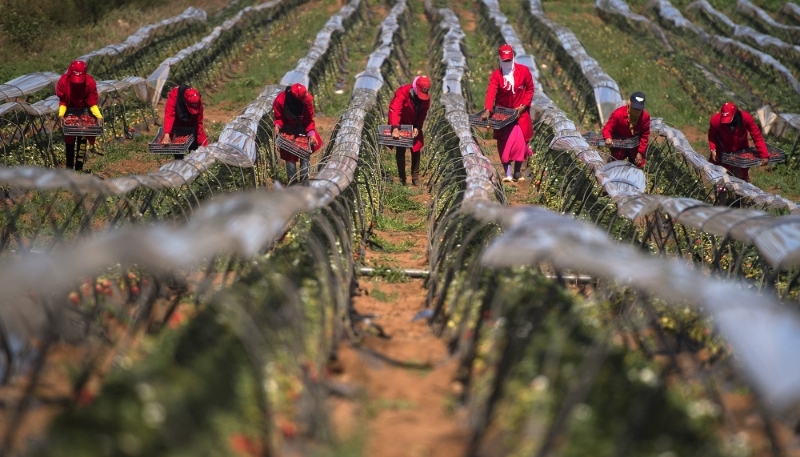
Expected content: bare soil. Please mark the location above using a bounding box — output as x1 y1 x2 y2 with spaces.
326 187 469 456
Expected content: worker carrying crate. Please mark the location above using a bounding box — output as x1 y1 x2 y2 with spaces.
156 85 209 160
273 83 323 185
56 60 103 172
708 102 782 182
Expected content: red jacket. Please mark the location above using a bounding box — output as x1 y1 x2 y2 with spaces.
163 87 208 147
602 105 651 159
708 110 768 162
273 90 316 135
56 73 99 109
484 64 534 141
388 84 430 152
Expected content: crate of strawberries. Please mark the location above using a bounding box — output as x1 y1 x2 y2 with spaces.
721 143 786 168
275 132 311 160
469 106 518 130
377 124 414 148
61 108 103 137
582 131 640 149
148 128 195 155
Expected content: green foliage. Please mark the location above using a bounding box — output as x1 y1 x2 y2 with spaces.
31 308 266 457
0 0 49 50
373 214 424 232
368 259 409 283
383 182 423 213
369 283 398 302
208 0 340 107
369 233 415 253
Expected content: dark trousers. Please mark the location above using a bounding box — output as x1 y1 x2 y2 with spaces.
395 147 420 183
65 137 89 171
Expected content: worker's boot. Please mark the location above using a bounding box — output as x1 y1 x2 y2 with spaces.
286 161 298 185
74 138 86 172
65 143 75 170
396 149 406 185
299 157 310 184
411 152 421 186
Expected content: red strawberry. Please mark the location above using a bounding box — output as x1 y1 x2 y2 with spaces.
228 434 261 456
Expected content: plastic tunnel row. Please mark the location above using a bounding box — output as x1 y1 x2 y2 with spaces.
0 0 307 169
0 3 413 453
646 0 800 142
0 0 364 196
0 0 409 360
514 1 800 294
0 7 208 103
530 0 800 213
0 0 367 260
425 0 800 425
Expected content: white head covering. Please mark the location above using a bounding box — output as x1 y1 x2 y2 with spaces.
499 59 515 94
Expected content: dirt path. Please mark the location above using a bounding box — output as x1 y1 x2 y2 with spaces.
327 188 469 456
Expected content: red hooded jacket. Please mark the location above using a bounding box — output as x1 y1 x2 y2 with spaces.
484 63 534 141
388 84 430 153
273 89 322 162
602 105 650 167
708 110 768 159
708 110 767 182
56 73 99 109
163 86 208 147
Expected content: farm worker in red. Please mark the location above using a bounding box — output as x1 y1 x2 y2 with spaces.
387 75 431 186
708 102 768 182
602 91 650 169
56 60 103 171
161 85 209 160
481 44 534 182
273 83 323 184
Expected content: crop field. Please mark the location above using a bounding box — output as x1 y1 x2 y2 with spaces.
2 0 800 455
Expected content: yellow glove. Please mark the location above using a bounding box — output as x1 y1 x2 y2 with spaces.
58 105 67 117
89 105 103 119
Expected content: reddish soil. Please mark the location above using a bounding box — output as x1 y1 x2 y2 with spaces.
326 188 469 455
96 157 160 179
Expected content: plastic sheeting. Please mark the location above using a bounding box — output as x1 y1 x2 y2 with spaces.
473 0 800 420
688 0 800 59
0 0 366 194
528 0 623 123
427 1 496 203
213 0 364 167
0 8 207 105
146 0 284 106
784 3 800 23
0 0 409 331
353 0 406 90
312 0 408 204
281 0 362 87
595 0 673 50
495 1 800 258
479 0 557 122
649 118 800 212
757 105 800 138
737 0 800 36
0 73 61 104
0 76 150 118
474 203 800 417
650 0 800 97
77 7 207 63
482 1 647 198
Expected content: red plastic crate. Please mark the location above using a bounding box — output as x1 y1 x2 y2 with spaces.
148 128 195 155
582 131 640 149
62 108 103 137
377 124 414 147
276 132 311 160
721 143 786 168
469 106 518 130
